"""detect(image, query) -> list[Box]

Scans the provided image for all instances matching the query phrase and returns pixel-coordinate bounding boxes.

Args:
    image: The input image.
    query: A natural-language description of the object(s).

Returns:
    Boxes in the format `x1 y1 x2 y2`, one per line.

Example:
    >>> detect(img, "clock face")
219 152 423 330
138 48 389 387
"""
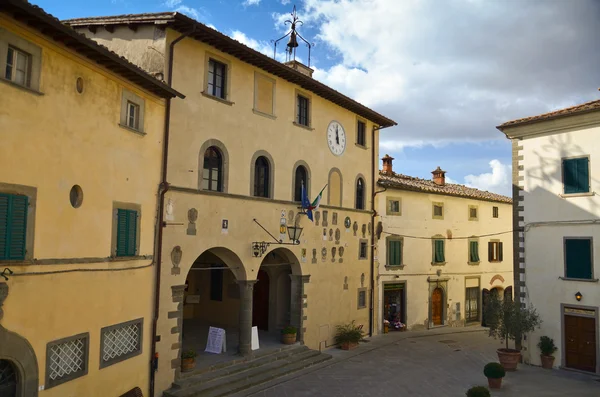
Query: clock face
327 121 346 156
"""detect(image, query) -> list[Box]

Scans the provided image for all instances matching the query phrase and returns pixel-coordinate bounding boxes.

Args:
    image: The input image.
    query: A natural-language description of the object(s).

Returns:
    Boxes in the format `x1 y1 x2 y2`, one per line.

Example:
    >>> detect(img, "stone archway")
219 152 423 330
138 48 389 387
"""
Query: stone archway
0 326 39 397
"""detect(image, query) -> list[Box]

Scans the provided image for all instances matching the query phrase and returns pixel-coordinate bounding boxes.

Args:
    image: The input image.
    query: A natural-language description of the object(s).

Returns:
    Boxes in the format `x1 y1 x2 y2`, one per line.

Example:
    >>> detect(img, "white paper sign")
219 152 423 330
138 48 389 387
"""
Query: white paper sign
251 326 260 351
205 327 226 354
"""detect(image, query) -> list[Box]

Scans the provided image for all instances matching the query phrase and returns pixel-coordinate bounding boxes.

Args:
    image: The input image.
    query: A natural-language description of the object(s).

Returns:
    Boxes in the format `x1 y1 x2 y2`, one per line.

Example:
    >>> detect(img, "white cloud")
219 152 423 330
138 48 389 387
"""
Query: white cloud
243 0 261 6
174 5 201 21
463 160 511 196
280 0 291 4
164 0 182 7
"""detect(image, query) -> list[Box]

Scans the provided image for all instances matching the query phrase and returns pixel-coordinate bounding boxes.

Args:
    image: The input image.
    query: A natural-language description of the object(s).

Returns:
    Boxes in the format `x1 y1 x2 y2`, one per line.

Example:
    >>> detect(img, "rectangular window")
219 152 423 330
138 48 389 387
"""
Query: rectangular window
465 287 479 323
493 206 499 218
359 240 368 259
210 265 223 301
563 157 590 194
564 238 593 280
433 239 445 263
297 94 309 126
357 289 367 309
100 318 143 368
0 193 28 260
208 59 227 99
432 202 443 219
488 241 503 262
388 199 400 215
357 120 366 146
116 209 138 257
469 240 480 263
46 333 89 389
5 46 30 87
469 205 478 220
126 101 140 130
387 239 402 266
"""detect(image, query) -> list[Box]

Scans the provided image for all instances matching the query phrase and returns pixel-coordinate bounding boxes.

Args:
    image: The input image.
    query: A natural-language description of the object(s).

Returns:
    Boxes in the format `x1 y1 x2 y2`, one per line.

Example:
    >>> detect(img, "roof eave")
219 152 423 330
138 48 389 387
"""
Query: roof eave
497 106 600 134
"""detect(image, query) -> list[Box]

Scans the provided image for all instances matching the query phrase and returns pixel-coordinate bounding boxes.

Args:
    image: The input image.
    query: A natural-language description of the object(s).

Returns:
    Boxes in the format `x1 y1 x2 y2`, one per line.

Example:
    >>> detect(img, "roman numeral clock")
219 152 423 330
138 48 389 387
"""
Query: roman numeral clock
327 121 346 156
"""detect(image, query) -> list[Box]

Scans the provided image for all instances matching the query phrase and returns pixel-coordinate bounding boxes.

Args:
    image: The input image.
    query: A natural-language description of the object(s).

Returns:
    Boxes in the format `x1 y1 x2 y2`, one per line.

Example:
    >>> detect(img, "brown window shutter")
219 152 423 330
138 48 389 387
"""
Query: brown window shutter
488 242 493 262
498 242 503 261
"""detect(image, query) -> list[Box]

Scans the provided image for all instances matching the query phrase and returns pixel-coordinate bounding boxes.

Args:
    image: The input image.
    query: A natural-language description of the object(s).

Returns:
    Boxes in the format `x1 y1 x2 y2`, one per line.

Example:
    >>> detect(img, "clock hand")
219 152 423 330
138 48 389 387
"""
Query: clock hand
335 126 339 144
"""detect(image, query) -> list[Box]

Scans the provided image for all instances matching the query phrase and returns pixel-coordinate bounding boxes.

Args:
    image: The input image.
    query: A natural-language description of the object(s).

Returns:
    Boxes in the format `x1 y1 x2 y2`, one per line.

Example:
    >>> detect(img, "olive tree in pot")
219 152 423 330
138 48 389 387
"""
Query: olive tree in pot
335 321 364 350
484 293 541 371
537 336 558 369
483 362 505 389
281 326 297 345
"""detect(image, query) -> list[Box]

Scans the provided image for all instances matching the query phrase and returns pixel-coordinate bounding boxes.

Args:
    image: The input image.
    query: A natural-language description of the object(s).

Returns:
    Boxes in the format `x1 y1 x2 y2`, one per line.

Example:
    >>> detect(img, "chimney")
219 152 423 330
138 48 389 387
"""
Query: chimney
284 60 314 78
431 166 447 186
382 154 394 174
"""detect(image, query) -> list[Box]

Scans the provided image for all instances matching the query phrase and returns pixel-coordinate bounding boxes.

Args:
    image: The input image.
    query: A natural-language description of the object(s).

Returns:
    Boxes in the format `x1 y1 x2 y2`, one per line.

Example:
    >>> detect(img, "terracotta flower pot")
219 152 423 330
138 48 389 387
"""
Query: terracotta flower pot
487 377 503 389
497 348 521 371
383 324 389 334
540 355 555 369
282 333 297 345
341 341 358 350
181 357 195 372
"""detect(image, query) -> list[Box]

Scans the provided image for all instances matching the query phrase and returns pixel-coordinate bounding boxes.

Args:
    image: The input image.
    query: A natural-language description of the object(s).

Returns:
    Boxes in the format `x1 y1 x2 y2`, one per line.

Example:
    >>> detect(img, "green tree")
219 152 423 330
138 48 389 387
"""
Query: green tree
484 293 541 351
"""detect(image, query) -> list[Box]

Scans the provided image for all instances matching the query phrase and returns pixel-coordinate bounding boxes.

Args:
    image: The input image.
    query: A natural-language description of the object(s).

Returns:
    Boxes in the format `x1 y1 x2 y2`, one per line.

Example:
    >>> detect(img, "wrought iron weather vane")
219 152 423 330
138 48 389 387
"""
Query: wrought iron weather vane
272 5 312 66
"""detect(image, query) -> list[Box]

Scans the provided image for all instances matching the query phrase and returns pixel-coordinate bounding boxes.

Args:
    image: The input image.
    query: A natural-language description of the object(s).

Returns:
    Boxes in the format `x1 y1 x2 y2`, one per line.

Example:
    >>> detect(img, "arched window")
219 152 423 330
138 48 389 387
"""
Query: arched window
254 156 270 197
328 168 342 207
355 177 365 210
293 165 307 202
202 146 222 191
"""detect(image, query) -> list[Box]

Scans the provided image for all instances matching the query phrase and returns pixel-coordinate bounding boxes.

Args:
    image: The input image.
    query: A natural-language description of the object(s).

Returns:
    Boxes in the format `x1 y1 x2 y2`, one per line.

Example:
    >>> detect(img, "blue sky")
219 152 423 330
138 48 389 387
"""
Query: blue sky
34 0 600 196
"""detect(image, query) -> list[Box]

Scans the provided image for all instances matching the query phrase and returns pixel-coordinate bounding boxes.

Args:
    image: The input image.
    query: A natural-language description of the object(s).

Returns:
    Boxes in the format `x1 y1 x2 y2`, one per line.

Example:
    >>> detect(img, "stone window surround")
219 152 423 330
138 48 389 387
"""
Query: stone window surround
291 160 311 202
253 71 276 118
358 239 368 260
562 236 595 281
327 167 343 207
111 202 142 258
385 235 404 268
198 139 230 193
45 332 90 390
432 201 444 220
468 204 479 221
468 237 480 266
0 27 43 92
99 318 143 369
249 150 275 199
355 115 368 149
293 88 313 130
386 196 402 216
119 89 146 135
0 182 37 262
357 287 367 309
202 51 233 104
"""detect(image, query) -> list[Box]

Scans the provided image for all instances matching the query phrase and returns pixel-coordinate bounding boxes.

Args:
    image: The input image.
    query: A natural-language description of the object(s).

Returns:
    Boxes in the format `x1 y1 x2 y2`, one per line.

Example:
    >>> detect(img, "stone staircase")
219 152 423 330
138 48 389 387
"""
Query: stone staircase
163 344 331 397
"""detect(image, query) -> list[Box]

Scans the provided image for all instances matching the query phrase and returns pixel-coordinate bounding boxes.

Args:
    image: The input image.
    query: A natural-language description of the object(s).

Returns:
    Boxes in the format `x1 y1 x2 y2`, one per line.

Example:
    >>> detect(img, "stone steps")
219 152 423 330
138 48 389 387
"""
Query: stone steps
164 345 331 397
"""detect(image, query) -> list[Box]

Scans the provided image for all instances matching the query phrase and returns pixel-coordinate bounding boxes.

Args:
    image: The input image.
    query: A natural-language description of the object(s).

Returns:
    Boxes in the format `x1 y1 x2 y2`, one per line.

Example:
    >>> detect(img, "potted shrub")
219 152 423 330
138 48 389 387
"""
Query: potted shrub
281 326 297 345
483 362 505 389
465 386 490 397
181 349 197 372
537 336 557 369
335 321 364 350
484 293 541 371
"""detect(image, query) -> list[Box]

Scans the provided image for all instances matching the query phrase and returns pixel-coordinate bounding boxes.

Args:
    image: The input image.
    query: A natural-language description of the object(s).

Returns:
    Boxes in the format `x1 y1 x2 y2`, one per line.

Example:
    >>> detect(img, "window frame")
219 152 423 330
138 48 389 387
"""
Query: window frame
359 239 368 260
293 163 309 202
431 237 445 265
355 176 366 210
111 202 141 258
562 156 591 195
126 100 140 130
492 206 499 218
386 236 403 267
432 202 444 220
253 156 271 198
202 52 232 104
293 89 312 129
488 240 503 262
357 288 367 309
468 205 479 221
202 146 223 192
99 318 144 369
249 151 275 199
207 58 227 100
356 118 367 148
468 238 480 265
563 237 594 280
5 45 31 87
0 30 42 92
386 196 402 216
120 89 145 134
0 183 36 261
45 332 90 390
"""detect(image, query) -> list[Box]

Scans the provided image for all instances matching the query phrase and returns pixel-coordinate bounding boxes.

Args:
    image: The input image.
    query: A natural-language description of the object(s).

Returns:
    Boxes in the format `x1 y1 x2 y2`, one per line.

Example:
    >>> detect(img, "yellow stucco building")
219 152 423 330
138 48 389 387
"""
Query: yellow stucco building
65 10 396 396
0 1 181 396
375 155 513 333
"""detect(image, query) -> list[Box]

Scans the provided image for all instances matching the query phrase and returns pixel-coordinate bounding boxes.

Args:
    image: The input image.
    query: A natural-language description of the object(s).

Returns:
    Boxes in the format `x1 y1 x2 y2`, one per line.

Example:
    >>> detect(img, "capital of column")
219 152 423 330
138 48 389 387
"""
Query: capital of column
289 274 311 284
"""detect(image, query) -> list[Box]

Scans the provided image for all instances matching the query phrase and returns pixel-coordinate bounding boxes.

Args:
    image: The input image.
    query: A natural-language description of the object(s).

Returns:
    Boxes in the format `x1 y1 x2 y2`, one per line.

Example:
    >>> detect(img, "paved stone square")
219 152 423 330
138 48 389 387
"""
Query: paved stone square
249 330 600 397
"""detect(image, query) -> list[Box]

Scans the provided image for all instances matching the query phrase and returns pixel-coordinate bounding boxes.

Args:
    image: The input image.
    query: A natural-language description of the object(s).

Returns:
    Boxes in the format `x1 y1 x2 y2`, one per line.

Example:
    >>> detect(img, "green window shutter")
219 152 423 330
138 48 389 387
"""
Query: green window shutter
564 158 590 194
0 193 28 260
576 158 589 193
434 240 445 263
388 240 401 266
116 209 137 257
565 239 592 279
470 241 479 262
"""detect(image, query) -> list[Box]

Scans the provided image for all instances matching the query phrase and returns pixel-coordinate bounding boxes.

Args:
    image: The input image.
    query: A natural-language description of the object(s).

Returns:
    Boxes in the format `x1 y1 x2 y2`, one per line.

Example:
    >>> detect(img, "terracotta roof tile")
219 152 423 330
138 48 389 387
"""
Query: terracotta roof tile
497 99 600 129
378 171 512 204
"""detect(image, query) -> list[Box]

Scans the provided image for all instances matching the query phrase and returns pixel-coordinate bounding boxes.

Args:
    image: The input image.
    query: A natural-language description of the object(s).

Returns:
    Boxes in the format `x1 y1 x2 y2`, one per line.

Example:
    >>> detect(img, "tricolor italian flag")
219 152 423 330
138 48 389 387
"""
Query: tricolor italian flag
302 184 327 222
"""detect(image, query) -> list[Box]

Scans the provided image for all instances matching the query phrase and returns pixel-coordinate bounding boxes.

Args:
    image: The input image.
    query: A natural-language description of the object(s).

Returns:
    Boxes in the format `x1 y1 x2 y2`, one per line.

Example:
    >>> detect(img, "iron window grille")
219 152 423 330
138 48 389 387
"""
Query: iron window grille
45 333 89 389
100 318 143 368
208 59 227 99
297 95 309 126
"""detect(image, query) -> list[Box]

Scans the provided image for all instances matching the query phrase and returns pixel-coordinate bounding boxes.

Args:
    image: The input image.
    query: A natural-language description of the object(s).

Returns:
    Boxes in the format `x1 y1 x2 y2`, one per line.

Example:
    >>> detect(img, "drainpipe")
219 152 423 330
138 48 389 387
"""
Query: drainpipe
150 26 195 397
369 124 393 338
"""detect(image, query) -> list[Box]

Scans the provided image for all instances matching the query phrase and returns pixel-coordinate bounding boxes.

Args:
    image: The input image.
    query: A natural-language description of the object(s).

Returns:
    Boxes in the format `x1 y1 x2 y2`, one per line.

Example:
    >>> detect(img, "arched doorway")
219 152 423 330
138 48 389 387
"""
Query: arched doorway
431 288 443 326
0 360 18 397
253 270 270 331
181 248 244 362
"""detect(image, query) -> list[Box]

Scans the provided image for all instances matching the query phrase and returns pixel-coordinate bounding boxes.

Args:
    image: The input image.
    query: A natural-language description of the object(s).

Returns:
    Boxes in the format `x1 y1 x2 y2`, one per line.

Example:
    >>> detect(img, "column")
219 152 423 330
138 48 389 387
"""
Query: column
289 275 310 342
237 280 256 356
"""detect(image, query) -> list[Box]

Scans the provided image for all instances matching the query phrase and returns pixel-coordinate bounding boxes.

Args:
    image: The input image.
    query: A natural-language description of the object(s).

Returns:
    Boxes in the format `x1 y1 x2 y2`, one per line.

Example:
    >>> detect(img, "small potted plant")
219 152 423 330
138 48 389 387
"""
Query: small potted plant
483 362 505 389
335 321 364 350
537 336 557 369
281 326 297 345
383 319 390 334
466 386 491 397
181 349 197 372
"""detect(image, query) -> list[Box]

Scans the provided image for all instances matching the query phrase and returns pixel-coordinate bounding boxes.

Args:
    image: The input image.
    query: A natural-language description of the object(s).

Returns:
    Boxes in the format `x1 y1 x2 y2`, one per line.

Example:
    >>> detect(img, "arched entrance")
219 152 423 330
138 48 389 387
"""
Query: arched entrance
504 286 513 301
181 248 244 362
431 288 443 326
253 270 270 331
0 359 18 397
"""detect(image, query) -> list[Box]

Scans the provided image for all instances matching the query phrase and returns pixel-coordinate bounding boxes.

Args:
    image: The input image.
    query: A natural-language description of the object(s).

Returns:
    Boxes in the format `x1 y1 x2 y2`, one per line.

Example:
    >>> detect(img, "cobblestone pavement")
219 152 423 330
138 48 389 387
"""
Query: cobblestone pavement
248 331 600 397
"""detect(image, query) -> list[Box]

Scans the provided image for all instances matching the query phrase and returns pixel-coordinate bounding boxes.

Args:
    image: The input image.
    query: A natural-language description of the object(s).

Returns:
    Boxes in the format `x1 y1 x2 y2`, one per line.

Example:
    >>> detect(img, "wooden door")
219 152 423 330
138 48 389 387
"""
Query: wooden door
253 270 270 331
431 288 443 326
565 315 597 372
